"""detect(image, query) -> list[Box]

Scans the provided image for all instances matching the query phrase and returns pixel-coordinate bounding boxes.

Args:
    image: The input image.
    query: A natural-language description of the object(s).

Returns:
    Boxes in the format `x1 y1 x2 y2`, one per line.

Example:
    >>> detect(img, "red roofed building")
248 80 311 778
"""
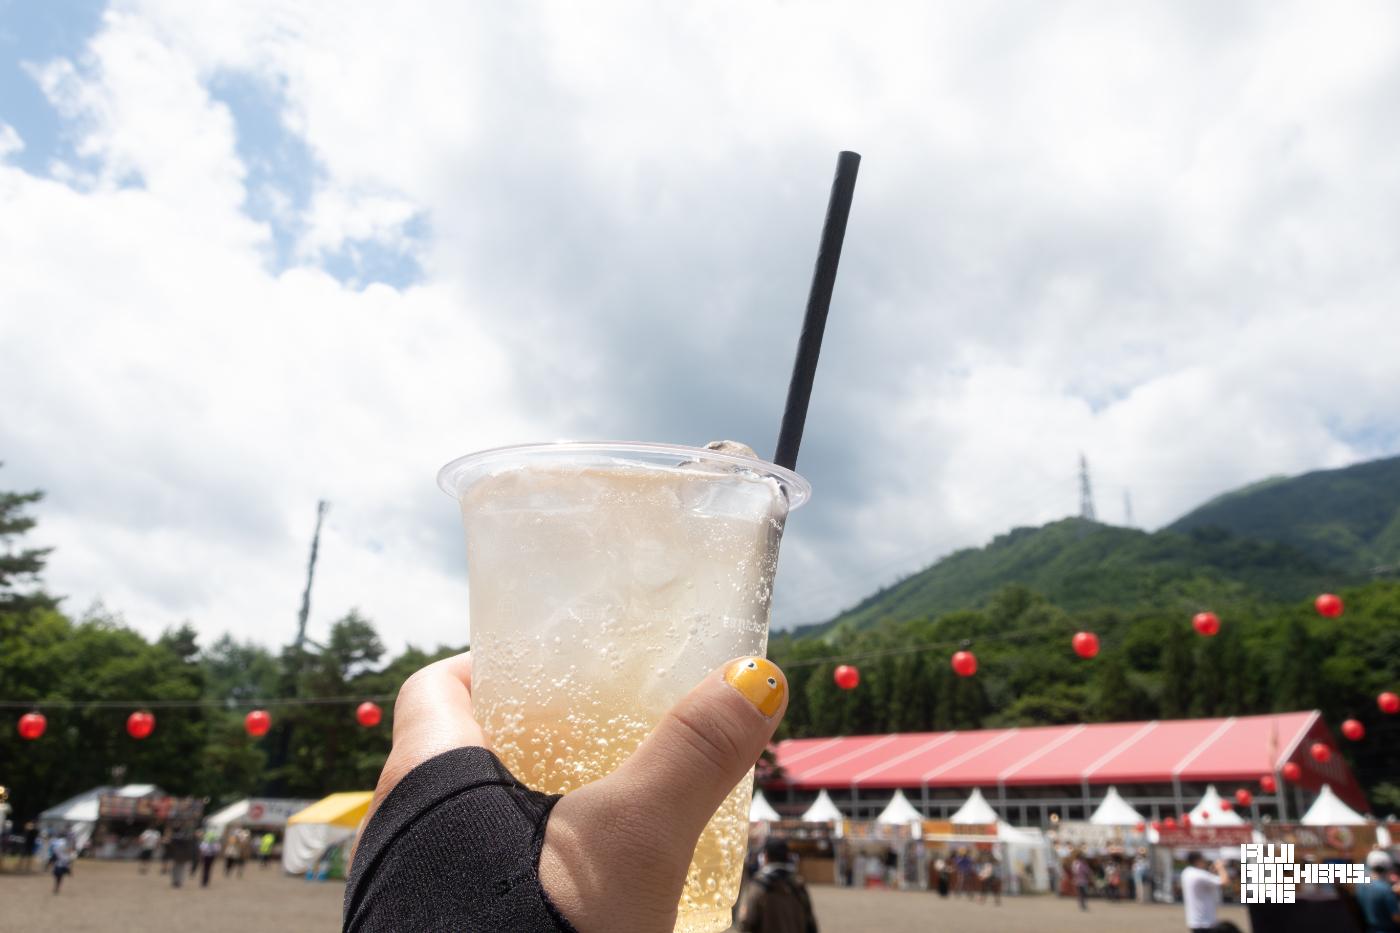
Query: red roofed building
764 711 1366 825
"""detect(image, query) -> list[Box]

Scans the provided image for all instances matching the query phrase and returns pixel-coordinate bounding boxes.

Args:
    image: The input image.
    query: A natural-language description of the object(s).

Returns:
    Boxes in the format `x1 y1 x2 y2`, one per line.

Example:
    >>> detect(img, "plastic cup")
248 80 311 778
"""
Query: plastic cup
438 442 809 933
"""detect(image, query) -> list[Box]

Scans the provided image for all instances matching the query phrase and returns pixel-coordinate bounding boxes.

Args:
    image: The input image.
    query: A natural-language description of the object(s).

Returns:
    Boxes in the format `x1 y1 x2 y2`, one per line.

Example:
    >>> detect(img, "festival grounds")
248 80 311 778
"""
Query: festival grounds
1 858 1251 932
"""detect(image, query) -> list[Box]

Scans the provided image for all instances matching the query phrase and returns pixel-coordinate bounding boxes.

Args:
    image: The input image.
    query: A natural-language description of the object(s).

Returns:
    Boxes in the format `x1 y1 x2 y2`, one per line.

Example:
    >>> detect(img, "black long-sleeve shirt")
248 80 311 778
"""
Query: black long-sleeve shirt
344 746 578 932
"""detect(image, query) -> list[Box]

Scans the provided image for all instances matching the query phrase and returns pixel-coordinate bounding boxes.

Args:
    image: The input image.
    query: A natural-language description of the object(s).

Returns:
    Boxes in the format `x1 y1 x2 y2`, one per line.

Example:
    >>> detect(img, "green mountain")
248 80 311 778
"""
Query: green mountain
802 456 1397 640
1167 455 1400 571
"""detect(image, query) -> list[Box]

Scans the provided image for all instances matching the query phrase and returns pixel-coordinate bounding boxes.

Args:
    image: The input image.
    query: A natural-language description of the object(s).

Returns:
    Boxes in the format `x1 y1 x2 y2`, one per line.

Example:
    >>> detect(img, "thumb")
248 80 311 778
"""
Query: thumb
540 657 786 931
613 656 788 841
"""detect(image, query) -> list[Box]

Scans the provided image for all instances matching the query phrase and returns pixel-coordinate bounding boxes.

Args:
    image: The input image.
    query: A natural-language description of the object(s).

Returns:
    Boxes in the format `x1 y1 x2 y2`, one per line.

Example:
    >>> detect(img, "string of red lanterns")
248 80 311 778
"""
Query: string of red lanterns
14 700 387 741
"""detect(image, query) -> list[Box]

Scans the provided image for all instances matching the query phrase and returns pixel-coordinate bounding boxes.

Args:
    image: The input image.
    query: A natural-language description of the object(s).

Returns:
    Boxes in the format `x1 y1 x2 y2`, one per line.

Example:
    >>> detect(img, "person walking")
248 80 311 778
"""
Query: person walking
737 838 818 933
1133 848 1151 903
20 822 37 872
977 855 1001 906
199 830 219 887
223 829 246 878
258 831 275 868
49 834 74 894
168 825 195 888
1357 850 1400 933
1072 852 1092 911
1105 857 1122 902
137 826 160 874
1180 851 1230 932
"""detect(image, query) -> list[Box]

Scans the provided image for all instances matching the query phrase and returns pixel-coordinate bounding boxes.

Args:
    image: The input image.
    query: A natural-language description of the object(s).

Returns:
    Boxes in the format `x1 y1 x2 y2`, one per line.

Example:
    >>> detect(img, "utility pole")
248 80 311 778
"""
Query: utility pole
1078 455 1096 522
270 500 328 794
294 500 329 654
1124 489 1134 528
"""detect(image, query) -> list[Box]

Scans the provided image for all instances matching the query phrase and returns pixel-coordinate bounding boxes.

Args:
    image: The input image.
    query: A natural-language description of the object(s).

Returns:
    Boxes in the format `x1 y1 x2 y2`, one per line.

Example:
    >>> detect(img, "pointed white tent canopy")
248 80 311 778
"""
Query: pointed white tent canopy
749 789 781 823
950 787 1000 824
1301 784 1367 826
876 789 924 826
801 789 844 823
1090 786 1146 826
1188 785 1244 826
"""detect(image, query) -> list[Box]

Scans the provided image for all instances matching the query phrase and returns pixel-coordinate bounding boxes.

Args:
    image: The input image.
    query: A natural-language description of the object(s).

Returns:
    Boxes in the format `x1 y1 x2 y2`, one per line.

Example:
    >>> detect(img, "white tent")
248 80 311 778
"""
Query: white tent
876 789 924 826
950 787 999 824
207 798 318 832
1301 784 1367 826
206 799 250 831
1188 785 1244 826
282 793 372 875
749 789 781 823
1090 786 1146 826
802 789 844 823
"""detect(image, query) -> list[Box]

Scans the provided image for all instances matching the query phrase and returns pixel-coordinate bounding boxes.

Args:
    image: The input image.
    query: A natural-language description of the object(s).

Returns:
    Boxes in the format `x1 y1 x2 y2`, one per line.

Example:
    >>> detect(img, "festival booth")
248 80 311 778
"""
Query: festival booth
836 790 926 890
206 797 317 854
1052 818 1154 900
38 784 197 856
282 792 373 879
95 788 204 858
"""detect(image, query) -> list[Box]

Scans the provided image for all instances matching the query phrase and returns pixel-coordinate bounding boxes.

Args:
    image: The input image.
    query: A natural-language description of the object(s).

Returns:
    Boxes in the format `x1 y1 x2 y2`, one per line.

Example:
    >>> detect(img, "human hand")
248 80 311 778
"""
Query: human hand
366 651 788 933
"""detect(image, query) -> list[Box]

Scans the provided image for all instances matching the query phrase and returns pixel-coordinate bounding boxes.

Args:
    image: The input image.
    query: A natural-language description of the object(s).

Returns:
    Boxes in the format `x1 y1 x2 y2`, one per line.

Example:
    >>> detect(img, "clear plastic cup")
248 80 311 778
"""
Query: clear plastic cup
438 442 809 933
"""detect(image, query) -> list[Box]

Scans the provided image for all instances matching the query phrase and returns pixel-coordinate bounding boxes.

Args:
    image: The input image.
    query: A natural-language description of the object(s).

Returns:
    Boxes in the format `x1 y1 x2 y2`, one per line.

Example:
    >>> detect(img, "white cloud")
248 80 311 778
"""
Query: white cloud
3 0 1400 648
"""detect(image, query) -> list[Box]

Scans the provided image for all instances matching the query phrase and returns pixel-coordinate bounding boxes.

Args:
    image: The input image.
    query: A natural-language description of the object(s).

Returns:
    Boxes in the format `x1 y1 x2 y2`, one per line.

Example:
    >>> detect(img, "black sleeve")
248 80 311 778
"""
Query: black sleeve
343 745 579 933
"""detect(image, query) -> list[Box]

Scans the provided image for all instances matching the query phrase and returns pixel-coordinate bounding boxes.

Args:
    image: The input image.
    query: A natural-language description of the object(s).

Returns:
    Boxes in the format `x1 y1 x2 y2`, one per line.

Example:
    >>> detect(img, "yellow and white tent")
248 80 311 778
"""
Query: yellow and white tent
282 791 373 875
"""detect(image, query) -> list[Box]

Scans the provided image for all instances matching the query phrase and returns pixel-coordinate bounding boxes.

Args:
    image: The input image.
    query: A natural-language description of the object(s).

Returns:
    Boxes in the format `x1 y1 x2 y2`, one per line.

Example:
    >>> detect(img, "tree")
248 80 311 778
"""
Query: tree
0 466 53 611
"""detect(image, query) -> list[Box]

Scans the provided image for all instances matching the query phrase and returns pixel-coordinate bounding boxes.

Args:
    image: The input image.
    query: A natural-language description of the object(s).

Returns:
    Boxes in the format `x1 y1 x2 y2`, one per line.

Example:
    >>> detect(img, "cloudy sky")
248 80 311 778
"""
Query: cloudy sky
3 1 1399 652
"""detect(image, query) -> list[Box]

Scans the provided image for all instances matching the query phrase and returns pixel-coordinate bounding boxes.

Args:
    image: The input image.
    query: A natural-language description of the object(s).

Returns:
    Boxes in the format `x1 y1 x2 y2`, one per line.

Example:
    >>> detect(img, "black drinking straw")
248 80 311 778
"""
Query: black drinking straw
773 151 861 471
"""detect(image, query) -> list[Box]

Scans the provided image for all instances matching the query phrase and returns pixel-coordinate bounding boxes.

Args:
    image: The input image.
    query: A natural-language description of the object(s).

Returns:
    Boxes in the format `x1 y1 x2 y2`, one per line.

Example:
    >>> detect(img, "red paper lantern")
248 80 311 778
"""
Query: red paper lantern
1260 774 1277 793
1192 611 1220 637
1163 817 1177 830
1379 692 1400 715
245 709 271 737
1235 789 1253 807
1281 761 1302 782
1314 593 1343 618
1181 814 1192 827
126 710 155 740
17 711 46 740
951 651 978 677
1135 821 1146 832
833 665 860 690
1309 742 1331 763
1219 800 1232 812
1151 820 1163 831
1341 719 1364 741
1198 810 1209 821
356 701 382 728
1072 632 1100 659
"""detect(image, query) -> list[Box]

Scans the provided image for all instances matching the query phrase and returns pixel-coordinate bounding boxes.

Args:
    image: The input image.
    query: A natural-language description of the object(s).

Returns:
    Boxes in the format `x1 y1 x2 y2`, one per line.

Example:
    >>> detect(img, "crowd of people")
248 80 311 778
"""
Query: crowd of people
5 820 281 895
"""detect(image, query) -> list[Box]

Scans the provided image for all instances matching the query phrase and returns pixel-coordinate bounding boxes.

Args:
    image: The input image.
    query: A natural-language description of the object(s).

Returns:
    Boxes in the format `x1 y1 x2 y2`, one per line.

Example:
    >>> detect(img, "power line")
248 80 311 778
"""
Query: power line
0 693 395 711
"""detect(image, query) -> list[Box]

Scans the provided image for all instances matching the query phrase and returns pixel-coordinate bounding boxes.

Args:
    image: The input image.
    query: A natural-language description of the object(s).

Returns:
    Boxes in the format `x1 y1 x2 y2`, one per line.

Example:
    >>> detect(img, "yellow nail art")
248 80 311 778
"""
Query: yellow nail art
724 657 786 718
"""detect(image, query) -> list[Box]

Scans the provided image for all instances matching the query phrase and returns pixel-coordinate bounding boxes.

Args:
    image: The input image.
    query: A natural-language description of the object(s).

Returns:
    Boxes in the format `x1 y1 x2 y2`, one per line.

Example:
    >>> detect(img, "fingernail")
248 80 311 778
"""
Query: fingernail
723 657 786 718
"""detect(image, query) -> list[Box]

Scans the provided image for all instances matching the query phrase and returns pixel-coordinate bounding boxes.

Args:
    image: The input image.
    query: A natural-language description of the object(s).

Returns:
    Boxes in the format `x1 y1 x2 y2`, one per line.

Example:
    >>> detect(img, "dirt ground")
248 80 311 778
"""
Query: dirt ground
0 859 1252 932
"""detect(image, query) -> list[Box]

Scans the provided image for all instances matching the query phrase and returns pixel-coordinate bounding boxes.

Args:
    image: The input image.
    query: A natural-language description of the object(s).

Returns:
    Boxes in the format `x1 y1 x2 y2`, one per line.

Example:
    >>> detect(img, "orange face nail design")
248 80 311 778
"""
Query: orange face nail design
723 657 787 718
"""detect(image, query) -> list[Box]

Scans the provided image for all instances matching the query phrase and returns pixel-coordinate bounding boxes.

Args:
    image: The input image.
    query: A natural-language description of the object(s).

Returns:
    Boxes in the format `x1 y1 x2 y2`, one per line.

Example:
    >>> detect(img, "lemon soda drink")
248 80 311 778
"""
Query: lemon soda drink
438 442 809 933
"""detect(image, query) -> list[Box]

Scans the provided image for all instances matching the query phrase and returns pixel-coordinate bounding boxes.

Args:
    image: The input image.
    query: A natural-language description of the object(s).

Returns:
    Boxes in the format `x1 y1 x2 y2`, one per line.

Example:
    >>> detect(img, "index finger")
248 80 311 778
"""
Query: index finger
367 652 488 823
